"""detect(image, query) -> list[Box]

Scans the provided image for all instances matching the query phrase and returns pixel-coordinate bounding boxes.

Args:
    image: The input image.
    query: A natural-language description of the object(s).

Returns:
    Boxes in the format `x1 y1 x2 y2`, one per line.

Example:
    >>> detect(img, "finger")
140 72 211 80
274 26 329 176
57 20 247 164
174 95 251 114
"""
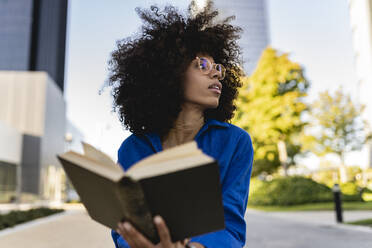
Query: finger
177 241 188 248
154 215 172 246
182 238 190 245
117 223 136 247
124 222 154 247
116 223 127 238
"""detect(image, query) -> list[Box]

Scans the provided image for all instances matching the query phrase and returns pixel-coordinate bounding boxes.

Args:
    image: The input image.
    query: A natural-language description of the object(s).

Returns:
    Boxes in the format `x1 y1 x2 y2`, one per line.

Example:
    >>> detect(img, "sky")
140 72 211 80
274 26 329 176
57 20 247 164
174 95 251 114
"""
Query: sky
64 0 359 166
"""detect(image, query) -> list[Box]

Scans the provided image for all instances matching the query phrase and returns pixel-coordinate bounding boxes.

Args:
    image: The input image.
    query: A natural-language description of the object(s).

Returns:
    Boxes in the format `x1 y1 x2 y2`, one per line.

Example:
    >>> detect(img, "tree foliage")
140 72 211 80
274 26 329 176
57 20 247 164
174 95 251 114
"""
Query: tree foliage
304 88 370 163
232 47 309 176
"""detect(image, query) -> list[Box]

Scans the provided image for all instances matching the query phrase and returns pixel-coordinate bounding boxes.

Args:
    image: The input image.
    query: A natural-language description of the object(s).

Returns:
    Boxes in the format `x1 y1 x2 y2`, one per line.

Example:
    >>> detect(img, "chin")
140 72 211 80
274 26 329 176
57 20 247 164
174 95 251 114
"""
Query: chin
188 97 219 109
204 100 219 109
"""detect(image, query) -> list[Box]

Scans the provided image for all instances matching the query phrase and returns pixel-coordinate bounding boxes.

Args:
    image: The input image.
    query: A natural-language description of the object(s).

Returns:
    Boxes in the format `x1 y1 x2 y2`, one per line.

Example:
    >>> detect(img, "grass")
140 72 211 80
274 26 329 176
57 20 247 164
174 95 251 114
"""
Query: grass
346 219 372 228
247 201 372 212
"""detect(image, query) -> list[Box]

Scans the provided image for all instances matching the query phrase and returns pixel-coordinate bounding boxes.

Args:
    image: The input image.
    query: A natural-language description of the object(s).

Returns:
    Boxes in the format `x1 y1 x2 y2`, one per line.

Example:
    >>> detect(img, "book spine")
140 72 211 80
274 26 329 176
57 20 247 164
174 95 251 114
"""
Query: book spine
116 177 158 243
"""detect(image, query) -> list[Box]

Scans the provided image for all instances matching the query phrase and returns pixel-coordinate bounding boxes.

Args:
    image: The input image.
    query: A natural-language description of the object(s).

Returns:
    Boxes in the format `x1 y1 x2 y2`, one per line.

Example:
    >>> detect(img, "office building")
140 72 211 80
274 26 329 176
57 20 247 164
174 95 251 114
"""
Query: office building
194 0 270 75
348 0 372 168
0 0 68 92
0 0 68 201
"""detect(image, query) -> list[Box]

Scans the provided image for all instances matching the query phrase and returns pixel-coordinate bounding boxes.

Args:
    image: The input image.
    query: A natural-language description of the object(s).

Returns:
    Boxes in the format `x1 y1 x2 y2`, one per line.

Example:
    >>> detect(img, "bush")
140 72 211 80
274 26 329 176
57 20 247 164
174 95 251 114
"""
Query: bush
0 208 64 230
340 182 363 202
248 176 334 206
248 176 364 206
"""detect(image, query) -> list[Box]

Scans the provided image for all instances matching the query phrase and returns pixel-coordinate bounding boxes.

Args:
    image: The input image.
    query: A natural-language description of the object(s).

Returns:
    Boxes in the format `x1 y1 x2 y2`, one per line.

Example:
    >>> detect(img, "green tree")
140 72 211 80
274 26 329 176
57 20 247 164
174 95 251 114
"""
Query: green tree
304 88 371 182
233 47 309 176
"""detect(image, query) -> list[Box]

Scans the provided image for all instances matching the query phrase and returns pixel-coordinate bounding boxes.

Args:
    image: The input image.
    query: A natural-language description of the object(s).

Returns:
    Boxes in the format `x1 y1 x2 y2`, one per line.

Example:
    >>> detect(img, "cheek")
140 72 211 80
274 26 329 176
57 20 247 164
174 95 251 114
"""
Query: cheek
183 73 203 99
184 73 197 93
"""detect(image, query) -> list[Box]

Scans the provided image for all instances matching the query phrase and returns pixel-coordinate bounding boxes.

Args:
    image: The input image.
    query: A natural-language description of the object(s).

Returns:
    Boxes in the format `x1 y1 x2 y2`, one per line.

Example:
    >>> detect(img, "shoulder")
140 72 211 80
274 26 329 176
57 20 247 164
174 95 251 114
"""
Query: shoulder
118 134 145 155
205 120 253 158
225 122 252 142
212 120 252 147
117 134 154 170
226 123 253 156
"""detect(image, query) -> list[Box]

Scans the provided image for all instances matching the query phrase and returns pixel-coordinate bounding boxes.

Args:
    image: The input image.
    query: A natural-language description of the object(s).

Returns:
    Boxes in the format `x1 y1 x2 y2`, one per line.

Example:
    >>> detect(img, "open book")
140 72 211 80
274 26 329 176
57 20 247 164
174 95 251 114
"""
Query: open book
57 141 225 243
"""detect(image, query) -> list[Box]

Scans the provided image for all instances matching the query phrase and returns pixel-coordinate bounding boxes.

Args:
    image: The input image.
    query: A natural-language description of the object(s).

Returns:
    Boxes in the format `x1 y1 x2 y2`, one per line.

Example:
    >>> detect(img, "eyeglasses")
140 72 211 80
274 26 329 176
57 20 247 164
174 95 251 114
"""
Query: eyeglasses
196 56 226 80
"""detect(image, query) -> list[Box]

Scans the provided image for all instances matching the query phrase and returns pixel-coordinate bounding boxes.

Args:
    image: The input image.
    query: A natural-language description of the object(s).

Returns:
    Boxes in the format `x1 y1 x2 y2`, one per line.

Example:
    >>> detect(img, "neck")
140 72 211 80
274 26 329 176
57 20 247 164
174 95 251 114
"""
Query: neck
162 104 205 149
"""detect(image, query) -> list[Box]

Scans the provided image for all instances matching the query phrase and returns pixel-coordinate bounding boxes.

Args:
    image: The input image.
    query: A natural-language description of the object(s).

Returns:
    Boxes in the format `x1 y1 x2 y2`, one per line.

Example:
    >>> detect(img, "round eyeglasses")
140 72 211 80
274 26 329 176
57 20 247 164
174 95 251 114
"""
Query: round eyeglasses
196 56 226 80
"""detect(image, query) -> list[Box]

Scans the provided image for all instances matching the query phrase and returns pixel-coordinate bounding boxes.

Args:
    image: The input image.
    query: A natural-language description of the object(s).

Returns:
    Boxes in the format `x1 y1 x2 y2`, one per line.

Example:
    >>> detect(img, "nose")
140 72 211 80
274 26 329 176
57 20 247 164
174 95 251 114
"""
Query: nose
209 66 220 79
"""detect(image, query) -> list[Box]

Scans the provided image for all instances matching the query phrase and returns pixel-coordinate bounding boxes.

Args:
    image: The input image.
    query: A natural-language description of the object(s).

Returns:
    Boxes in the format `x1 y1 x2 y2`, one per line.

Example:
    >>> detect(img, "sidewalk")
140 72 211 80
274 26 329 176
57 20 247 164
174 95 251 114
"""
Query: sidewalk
246 209 372 232
245 210 372 248
0 208 113 248
1 204 371 248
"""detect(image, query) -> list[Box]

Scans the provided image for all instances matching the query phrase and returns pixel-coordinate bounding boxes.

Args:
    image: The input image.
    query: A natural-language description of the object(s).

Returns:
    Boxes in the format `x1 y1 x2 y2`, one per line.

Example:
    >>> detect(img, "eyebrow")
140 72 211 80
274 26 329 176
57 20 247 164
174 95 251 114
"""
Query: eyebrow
200 56 215 64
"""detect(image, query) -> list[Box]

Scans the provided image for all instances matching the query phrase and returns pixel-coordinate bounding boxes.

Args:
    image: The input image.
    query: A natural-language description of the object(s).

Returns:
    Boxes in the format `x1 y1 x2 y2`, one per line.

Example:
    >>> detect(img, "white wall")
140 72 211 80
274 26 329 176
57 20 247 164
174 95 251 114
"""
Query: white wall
0 70 67 197
0 71 48 137
0 120 22 164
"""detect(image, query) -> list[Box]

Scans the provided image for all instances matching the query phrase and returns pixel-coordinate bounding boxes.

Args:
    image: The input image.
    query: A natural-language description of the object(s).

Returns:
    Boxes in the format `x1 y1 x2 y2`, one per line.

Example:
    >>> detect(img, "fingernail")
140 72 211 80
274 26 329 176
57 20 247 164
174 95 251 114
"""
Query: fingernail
124 222 131 231
154 216 162 224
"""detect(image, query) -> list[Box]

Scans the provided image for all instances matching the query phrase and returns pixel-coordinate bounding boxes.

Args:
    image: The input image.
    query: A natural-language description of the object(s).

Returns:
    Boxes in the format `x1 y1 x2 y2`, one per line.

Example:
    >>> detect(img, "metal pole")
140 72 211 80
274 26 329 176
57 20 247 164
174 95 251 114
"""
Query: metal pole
332 184 343 223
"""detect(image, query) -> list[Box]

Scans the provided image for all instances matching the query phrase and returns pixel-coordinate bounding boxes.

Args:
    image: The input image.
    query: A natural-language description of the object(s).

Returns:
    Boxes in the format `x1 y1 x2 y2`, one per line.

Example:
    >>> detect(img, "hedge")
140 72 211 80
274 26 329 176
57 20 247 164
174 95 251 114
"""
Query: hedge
248 176 363 206
0 207 64 230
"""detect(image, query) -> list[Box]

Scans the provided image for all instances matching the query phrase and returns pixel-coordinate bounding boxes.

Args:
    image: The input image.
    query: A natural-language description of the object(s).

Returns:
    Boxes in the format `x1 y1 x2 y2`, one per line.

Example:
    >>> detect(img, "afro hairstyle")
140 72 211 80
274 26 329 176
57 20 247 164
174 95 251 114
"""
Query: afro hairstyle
107 1 244 137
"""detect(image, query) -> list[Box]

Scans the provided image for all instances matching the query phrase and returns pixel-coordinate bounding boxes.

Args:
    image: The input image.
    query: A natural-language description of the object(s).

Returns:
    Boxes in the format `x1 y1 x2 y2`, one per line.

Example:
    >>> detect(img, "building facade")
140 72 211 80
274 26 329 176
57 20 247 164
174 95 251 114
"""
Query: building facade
0 0 69 201
0 121 22 202
195 0 270 75
348 0 372 168
0 0 68 92
0 72 66 200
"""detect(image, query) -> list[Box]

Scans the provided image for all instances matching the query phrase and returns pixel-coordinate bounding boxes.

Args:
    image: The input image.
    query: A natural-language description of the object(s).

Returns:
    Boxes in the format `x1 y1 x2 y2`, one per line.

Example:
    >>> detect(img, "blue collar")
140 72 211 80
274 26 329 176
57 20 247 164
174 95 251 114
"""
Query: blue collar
143 119 229 152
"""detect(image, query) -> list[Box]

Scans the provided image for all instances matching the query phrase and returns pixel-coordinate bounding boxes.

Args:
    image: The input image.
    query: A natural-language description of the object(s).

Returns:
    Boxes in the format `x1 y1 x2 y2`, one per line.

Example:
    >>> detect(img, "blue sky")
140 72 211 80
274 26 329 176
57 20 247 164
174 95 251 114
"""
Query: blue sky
64 0 357 164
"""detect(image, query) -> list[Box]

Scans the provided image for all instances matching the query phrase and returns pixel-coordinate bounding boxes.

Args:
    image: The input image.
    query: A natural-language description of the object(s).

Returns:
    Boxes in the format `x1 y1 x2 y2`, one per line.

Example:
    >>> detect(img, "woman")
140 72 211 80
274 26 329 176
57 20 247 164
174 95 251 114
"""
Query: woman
107 2 253 248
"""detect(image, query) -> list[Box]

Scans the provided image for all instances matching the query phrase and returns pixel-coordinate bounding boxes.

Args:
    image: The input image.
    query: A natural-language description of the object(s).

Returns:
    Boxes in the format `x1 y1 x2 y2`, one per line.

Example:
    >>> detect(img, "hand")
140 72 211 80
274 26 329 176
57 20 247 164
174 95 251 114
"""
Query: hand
116 215 189 248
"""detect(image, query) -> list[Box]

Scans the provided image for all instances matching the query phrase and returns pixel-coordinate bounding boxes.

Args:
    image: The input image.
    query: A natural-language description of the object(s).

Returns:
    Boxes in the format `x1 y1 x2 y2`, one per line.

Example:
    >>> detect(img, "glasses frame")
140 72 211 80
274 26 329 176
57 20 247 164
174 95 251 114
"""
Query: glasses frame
195 56 226 80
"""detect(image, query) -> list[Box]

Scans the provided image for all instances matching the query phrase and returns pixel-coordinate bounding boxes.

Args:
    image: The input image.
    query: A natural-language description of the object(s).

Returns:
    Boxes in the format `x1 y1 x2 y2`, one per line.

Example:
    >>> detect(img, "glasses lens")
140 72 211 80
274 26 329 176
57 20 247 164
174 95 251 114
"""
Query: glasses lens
199 58 211 73
197 57 226 80
216 64 222 72
216 64 226 80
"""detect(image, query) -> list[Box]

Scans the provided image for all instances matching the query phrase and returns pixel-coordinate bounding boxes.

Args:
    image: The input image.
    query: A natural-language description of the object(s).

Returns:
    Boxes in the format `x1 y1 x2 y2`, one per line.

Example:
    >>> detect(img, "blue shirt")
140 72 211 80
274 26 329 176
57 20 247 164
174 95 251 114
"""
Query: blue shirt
111 119 254 248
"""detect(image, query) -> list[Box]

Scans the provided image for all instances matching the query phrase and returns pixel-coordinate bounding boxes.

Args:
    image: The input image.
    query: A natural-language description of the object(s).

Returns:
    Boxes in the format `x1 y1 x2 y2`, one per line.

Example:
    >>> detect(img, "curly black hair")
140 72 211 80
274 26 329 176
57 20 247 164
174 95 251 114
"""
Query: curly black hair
107 1 243 138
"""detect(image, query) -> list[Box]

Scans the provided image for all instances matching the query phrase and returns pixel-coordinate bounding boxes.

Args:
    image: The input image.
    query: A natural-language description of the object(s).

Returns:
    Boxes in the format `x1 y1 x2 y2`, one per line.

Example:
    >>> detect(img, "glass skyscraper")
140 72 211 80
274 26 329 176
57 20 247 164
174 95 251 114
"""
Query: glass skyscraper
0 0 68 92
207 0 270 75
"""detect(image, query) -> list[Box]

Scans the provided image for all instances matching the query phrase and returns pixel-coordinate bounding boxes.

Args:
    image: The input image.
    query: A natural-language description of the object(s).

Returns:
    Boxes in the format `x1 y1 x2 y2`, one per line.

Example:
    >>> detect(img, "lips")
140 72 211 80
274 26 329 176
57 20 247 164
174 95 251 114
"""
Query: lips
208 82 222 95
208 82 222 91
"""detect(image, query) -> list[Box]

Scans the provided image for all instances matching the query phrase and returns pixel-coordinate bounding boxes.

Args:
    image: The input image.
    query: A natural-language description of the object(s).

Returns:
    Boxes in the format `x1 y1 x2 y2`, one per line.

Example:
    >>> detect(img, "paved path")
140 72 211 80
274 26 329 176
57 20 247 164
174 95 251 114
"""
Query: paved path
259 210 372 225
244 210 372 248
1 207 372 248
0 209 113 248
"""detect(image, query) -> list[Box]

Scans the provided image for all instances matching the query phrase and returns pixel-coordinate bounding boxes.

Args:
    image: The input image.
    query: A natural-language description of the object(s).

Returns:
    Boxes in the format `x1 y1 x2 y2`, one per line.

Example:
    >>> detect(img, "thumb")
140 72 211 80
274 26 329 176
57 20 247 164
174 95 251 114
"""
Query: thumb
182 238 190 245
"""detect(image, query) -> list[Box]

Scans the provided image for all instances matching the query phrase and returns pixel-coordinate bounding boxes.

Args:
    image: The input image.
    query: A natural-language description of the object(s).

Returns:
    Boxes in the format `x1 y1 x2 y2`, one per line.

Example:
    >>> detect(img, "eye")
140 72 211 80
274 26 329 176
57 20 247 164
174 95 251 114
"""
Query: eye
199 58 210 71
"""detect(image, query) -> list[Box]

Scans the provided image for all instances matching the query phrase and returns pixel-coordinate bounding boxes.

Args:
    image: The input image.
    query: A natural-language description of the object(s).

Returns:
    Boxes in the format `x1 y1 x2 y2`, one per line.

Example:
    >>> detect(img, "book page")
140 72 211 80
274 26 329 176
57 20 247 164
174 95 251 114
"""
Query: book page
81 142 121 171
59 151 124 181
126 153 215 180
128 141 200 171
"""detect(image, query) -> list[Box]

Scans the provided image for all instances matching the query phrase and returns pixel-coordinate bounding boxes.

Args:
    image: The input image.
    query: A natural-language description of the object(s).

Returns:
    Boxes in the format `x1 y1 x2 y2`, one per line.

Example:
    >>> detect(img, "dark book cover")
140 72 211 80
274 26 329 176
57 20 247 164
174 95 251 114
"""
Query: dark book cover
136 161 225 243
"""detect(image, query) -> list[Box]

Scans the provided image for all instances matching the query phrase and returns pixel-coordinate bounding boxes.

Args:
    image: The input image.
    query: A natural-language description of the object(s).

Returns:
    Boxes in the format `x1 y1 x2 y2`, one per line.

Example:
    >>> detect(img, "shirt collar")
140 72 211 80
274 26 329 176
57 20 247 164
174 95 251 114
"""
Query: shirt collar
143 119 229 152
